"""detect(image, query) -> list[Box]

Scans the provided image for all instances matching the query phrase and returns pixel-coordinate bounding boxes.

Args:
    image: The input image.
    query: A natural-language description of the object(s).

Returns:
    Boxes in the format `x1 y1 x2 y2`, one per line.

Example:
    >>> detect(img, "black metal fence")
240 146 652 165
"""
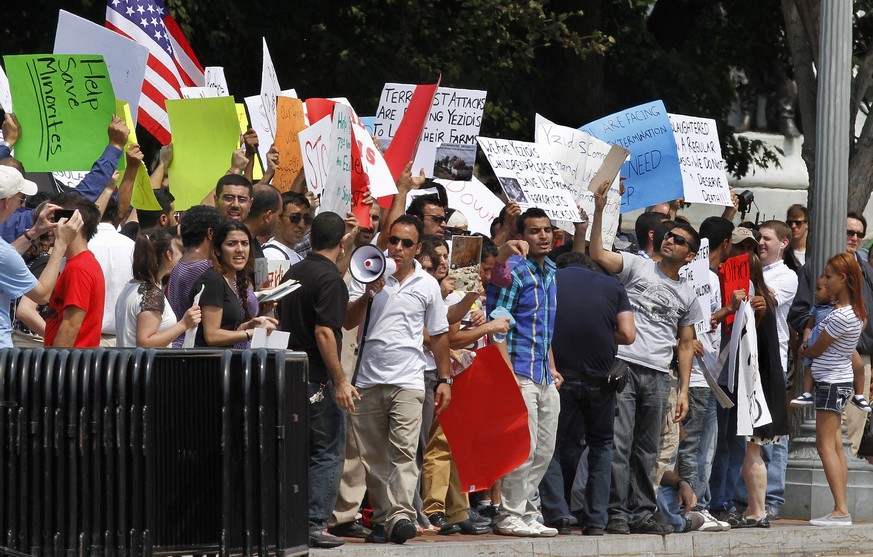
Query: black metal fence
0 348 309 557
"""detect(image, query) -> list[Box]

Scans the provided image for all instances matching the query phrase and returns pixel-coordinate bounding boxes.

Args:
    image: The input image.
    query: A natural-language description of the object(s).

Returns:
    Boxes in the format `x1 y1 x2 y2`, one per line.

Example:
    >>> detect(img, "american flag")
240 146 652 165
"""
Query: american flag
105 0 204 144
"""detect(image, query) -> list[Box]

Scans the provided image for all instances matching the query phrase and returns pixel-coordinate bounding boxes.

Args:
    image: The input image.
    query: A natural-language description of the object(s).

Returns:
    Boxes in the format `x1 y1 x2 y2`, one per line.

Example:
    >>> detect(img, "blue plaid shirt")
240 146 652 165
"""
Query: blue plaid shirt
494 257 557 384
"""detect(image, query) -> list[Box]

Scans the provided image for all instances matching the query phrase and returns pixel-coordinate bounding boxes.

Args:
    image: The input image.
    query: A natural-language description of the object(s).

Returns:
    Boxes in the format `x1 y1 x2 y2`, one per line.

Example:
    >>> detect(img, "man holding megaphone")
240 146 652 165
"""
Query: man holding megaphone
344 214 453 545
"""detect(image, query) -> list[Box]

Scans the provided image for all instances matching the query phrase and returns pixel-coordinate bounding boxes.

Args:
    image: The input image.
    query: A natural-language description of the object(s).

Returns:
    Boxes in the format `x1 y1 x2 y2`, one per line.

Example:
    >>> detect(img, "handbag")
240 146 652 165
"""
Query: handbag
606 358 629 393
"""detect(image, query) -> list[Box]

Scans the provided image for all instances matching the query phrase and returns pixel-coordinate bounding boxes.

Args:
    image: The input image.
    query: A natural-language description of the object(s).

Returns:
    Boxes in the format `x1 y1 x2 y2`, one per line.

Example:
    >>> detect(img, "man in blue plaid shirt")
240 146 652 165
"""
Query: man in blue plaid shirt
492 207 562 538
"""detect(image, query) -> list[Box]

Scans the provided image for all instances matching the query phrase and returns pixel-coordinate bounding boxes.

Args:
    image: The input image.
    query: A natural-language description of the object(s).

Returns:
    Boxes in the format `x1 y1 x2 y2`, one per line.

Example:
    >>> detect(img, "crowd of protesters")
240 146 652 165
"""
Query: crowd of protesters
0 109 870 549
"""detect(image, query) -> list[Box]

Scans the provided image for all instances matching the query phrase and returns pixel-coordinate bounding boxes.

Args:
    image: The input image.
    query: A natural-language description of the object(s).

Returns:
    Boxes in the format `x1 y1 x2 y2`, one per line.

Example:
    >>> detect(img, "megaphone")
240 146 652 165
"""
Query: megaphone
349 244 397 284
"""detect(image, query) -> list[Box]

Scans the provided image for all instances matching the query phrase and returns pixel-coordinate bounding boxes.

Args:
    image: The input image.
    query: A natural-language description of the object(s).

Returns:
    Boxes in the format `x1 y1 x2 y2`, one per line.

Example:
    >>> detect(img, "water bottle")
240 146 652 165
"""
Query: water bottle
490 307 515 343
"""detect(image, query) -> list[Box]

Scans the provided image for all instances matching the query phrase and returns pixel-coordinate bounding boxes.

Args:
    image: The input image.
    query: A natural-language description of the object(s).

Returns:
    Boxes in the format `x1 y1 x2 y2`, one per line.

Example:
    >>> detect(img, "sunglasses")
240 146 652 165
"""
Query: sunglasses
847 230 865 238
786 219 807 227
388 236 416 248
425 214 446 225
286 212 313 224
664 231 689 246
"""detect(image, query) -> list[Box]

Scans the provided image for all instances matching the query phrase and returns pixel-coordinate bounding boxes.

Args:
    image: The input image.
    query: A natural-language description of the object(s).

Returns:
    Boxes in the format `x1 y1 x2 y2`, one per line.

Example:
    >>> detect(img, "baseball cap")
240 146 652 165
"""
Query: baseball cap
0 166 37 198
731 227 758 246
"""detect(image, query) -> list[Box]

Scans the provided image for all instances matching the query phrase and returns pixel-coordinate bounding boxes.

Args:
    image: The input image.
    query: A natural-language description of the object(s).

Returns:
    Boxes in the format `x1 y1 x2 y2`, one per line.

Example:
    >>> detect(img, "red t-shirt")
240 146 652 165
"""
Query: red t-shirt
44 250 106 347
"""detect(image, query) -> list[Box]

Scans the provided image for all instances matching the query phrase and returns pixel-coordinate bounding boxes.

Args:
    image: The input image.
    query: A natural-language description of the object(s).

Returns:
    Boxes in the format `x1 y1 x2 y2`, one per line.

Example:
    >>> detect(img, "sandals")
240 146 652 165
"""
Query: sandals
851 395 872 413
790 392 813 408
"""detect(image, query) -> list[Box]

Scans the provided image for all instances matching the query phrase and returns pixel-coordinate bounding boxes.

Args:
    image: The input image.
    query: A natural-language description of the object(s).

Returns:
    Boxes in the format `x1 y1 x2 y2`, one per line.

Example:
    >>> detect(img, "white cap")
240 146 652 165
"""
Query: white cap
0 166 37 199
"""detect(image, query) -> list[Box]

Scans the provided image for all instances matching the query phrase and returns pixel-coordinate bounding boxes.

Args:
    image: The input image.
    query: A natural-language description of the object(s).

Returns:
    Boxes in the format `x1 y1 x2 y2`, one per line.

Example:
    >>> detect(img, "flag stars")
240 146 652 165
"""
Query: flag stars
141 17 148 26
151 17 159 26
126 6 134 15
147 4 155 13
136 4 145 14
157 6 164 15
112 0 120 6
154 30 163 40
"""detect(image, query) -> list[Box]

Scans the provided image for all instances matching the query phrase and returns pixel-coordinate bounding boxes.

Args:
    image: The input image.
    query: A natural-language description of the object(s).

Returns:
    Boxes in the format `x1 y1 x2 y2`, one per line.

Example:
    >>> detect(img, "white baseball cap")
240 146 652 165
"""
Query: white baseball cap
0 166 37 199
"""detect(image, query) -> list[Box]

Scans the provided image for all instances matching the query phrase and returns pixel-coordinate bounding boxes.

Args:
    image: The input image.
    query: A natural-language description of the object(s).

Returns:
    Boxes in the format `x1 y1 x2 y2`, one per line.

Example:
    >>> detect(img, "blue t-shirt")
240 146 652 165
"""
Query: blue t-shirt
803 302 835 366
0 238 38 347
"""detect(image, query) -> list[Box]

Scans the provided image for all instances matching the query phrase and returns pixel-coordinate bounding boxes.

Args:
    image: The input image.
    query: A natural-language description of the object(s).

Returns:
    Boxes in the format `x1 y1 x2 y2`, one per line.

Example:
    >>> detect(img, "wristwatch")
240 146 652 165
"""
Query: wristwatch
435 377 453 388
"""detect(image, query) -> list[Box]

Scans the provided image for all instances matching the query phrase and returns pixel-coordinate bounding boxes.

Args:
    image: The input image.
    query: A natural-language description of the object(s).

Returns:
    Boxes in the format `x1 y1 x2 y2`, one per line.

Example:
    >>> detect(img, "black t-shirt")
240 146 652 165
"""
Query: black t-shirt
119 221 139 241
189 267 245 347
552 263 632 378
277 252 348 383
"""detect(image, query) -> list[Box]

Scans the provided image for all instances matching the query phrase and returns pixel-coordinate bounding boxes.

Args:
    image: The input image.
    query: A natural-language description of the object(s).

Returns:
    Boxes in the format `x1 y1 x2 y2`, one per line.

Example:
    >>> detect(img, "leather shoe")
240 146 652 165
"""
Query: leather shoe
309 530 344 548
455 518 491 535
364 524 387 544
389 519 417 544
428 512 461 535
328 519 371 539
467 507 493 527
545 517 571 535
584 526 605 536
606 517 630 535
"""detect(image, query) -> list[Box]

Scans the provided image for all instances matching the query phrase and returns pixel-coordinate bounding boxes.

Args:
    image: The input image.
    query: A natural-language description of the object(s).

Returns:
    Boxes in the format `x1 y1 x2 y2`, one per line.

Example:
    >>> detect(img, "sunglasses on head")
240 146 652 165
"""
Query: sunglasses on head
287 212 312 224
388 236 415 248
664 231 689 246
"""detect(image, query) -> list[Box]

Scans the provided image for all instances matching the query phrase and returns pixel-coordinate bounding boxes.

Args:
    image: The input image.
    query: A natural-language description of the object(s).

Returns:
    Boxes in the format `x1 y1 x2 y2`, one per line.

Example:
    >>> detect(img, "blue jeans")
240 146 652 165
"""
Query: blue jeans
539 375 615 529
657 486 686 533
696 391 718 509
677 387 717 508
309 381 346 531
708 389 744 512
608 363 671 526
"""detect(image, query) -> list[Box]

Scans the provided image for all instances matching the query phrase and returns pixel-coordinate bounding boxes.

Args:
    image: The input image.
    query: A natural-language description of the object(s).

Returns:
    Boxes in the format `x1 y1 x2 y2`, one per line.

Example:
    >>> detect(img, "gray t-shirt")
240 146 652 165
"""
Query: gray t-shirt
616 252 703 372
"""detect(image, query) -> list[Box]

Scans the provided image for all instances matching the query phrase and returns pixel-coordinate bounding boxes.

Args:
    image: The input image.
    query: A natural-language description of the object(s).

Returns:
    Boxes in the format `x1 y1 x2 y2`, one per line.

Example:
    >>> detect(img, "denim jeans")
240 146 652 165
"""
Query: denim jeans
608 363 671 526
708 389 745 512
657 486 686 533
677 387 717 506
309 381 346 531
539 375 615 529
696 391 718 509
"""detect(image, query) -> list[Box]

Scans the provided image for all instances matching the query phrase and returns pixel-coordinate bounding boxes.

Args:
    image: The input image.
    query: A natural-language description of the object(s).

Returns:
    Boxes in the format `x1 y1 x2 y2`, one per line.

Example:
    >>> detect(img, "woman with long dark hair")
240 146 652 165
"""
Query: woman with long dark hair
189 220 276 348
800 252 867 527
115 229 201 347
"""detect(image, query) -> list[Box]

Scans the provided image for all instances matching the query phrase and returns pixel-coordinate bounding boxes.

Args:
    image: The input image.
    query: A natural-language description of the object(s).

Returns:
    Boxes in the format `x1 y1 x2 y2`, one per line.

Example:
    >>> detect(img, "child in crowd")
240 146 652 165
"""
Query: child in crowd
792 274 871 412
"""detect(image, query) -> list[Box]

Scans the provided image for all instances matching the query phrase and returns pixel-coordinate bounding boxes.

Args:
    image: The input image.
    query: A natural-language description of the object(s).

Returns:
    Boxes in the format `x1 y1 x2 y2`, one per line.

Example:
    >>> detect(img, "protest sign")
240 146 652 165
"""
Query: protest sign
381 82 439 182
669 113 732 206
374 83 486 180
0 63 12 112
534 115 622 248
166 96 239 210
236 103 263 181
53 10 147 126
320 104 353 217
298 115 333 199
272 97 306 191
243 94 277 174
440 345 531 492
434 177 505 236
730 302 772 433
260 38 281 140
52 171 88 190
180 87 217 99
360 116 376 135
719 253 750 331
450 235 483 293
679 238 711 335
116 100 161 210
580 100 682 212
477 136 579 224
4 54 116 172
205 66 230 97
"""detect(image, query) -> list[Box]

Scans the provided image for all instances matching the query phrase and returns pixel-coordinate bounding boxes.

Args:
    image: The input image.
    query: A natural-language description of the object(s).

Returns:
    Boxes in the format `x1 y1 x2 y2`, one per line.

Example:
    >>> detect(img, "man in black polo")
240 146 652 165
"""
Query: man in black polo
278 211 359 549
538 251 636 536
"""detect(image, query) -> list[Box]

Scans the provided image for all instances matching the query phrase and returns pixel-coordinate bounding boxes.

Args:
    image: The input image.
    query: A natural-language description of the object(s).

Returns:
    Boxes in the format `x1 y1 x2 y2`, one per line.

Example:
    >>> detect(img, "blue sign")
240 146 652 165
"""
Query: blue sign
579 100 683 212
359 116 376 135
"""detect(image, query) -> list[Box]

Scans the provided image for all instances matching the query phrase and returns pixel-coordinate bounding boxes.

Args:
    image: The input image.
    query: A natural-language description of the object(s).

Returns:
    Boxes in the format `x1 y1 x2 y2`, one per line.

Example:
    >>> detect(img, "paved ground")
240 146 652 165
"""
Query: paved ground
311 520 873 556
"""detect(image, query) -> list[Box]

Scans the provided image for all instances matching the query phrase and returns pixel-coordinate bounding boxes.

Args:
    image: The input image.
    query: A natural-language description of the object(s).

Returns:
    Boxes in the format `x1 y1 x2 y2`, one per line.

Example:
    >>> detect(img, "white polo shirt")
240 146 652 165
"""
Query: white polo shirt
349 260 449 390
763 259 798 374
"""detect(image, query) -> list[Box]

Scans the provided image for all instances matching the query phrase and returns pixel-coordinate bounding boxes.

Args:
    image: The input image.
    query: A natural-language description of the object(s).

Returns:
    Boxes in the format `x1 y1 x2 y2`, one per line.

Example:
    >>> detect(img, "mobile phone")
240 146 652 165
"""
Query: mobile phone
54 209 75 221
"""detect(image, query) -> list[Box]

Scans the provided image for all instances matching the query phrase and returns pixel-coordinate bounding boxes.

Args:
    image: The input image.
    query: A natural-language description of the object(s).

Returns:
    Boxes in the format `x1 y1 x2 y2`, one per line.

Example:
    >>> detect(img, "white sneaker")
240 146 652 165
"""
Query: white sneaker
522 517 558 537
810 513 852 527
698 509 730 531
493 515 538 537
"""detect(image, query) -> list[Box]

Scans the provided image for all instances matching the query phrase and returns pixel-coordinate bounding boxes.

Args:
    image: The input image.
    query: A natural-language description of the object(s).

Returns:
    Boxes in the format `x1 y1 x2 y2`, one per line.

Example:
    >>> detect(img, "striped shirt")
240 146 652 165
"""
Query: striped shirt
493 257 557 384
167 259 212 347
811 305 863 383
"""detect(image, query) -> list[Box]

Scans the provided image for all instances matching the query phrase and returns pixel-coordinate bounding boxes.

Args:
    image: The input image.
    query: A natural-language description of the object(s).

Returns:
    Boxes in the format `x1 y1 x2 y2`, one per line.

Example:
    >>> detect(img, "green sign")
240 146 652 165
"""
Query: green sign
3 54 116 172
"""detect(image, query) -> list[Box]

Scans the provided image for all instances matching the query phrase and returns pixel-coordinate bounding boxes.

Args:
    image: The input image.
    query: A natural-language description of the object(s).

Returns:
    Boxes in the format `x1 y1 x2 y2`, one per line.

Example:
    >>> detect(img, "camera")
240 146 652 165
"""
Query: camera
737 190 754 216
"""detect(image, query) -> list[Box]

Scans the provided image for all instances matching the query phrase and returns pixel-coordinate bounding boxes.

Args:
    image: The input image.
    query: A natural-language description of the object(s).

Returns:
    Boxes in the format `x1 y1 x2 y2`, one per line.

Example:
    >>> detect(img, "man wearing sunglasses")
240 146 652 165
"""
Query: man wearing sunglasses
407 193 447 238
783 204 808 273
344 214 452 545
263 192 312 264
589 181 703 536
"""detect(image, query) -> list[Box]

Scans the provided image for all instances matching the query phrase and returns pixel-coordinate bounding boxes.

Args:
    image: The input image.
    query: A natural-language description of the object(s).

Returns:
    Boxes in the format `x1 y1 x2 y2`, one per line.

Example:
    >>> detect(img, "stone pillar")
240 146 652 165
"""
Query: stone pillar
784 1 869 522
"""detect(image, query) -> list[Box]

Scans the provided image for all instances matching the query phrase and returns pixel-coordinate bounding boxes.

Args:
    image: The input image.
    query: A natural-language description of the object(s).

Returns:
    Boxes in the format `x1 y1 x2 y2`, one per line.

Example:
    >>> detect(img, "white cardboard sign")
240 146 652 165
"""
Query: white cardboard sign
373 83 486 179
0 63 12 112
260 38 281 140
669 113 732 206
298 115 333 198
434 177 506 237
205 66 230 97
679 238 712 336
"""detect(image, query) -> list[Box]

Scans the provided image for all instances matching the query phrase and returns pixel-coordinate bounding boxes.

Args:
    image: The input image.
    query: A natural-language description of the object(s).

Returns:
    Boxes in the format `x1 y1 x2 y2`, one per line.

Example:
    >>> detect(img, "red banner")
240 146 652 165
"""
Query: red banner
719 253 750 331
439 345 530 493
